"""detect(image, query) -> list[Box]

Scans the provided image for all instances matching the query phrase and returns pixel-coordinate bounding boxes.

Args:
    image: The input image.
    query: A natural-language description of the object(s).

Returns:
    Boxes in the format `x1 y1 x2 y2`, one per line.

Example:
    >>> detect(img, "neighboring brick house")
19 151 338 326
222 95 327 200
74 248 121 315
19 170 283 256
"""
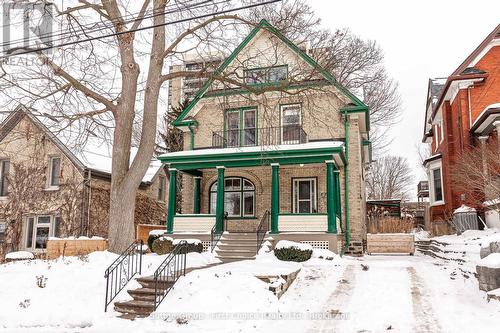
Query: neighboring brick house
159 20 371 257
422 24 500 232
0 105 167 259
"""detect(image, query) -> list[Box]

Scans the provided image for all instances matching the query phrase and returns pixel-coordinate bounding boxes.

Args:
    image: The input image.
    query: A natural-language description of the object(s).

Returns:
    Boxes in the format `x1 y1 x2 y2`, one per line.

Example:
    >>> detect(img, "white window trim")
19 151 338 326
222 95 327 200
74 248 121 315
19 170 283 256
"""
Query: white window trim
439 119 444 144
280 104 302 144
46 156 61 190
292 178 317 214
23 215 58 252
428 160 445 206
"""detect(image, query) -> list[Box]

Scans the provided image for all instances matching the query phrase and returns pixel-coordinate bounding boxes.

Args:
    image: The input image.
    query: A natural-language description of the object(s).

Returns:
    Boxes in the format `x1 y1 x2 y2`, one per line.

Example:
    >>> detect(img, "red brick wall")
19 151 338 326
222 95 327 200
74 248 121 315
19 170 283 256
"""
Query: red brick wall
429 45 500 223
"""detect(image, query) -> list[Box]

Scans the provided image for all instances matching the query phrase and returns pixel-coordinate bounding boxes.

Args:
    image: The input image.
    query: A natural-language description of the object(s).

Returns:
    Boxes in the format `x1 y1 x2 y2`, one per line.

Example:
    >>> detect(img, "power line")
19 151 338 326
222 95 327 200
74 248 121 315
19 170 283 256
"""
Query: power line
0 0 219 50
0 0 280 58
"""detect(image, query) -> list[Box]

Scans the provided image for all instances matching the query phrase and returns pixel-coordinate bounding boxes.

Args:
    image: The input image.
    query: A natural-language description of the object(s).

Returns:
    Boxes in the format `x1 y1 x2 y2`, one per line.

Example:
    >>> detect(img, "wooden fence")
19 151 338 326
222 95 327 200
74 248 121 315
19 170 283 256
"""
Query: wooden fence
46 238 108 259
366 233 415 255
136 224 166 245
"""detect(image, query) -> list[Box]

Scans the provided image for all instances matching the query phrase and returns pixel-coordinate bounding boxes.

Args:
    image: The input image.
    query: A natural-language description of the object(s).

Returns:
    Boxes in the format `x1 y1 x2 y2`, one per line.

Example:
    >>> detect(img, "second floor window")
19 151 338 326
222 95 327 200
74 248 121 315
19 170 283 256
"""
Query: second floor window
48 156 61 187
0 160 10 197
244 65 288 85
281 104 302 144
225 108 257 147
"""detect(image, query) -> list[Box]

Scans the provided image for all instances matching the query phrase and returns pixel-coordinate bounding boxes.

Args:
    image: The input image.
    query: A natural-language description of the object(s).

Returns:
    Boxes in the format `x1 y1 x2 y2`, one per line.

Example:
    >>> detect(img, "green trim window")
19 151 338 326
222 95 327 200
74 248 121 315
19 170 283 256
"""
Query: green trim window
280 104 302 144
0 159 10 197
225 107 257 147
244 65 288 85
209 177 255 217
292 178 317 213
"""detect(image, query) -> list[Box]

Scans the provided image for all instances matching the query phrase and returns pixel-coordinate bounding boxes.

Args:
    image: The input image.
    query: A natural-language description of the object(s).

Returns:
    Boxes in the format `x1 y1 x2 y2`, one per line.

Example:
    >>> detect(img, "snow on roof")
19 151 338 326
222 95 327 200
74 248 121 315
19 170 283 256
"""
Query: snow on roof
13 108 163 184
484 198 500 207
471 102 500 128
454 205 476 214
159 141 344 159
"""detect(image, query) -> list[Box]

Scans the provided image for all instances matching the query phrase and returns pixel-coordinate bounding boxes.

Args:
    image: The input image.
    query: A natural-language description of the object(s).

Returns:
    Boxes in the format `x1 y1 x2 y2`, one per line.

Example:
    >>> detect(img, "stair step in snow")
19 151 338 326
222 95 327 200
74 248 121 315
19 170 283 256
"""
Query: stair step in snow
216 255 256 263
127 288 159 302
114 300 155 316
216 250 255 257
136 276 175 289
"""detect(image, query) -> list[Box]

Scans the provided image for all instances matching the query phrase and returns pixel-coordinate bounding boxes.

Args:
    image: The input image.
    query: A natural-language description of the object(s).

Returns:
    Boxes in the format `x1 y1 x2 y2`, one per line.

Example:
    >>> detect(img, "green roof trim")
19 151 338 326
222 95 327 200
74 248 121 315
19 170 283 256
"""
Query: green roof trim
173 19 368 127
158 145 347 170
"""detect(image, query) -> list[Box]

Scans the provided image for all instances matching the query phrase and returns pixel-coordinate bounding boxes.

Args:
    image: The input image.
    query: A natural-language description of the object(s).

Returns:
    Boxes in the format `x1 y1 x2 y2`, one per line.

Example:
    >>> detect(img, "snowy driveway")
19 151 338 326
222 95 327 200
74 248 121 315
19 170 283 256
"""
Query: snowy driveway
273 254 500 333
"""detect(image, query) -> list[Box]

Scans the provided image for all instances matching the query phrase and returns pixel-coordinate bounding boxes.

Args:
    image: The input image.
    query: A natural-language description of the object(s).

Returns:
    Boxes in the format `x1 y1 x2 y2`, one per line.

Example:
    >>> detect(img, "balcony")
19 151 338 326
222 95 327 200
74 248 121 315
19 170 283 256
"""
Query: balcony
212 125 308 148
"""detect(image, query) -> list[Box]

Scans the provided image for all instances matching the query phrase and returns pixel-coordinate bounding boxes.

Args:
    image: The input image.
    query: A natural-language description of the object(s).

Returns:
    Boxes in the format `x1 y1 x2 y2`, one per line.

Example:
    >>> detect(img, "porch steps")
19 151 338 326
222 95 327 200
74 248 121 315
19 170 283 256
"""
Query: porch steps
215 232 262 263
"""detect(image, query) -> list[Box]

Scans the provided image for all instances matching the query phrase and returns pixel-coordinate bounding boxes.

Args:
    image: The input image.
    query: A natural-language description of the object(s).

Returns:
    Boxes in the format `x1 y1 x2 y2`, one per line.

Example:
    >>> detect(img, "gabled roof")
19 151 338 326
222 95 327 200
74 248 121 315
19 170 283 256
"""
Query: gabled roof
173 19 368 128
0 105 163 185
427 24 500 125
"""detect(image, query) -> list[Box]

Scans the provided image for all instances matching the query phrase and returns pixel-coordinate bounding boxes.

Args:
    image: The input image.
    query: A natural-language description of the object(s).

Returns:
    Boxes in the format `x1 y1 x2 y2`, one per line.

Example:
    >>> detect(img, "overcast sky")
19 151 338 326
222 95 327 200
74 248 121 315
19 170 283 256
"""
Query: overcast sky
309 0 500 199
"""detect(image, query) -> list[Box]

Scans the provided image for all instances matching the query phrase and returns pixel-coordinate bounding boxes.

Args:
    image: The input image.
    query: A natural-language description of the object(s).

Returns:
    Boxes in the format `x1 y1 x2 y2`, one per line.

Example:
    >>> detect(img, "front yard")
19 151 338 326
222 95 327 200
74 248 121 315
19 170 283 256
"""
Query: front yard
1 232 500 332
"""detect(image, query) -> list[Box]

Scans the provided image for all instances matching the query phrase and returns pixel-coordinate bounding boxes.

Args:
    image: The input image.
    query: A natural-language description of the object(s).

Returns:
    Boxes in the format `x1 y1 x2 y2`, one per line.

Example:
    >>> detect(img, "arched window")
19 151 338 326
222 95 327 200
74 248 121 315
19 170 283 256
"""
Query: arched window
209 177 255 217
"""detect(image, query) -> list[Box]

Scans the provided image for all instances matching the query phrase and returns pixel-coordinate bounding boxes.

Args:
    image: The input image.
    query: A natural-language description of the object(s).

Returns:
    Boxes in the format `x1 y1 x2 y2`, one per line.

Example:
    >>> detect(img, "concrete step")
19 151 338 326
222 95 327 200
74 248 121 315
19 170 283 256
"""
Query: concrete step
114 300 155 316
217 243 258 251
222 233 258 240
216 255 256 263
127 288 158 302
216 249 256 257
136 276 176 290
219 239 257 244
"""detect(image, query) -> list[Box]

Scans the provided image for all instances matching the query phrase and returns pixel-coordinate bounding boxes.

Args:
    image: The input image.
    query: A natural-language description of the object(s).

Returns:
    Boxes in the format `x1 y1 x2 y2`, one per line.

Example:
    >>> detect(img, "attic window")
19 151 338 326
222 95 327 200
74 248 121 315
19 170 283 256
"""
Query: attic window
244 65 288 85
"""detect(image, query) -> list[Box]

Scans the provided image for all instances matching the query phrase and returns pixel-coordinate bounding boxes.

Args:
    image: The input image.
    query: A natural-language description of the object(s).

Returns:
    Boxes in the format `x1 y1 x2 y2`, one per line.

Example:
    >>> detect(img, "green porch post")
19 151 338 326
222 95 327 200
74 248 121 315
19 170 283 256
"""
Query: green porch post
193 176 201 214
326 161 338 233
334 169 342 226
216 166 225 232
271 163 279 233
166 168 177 234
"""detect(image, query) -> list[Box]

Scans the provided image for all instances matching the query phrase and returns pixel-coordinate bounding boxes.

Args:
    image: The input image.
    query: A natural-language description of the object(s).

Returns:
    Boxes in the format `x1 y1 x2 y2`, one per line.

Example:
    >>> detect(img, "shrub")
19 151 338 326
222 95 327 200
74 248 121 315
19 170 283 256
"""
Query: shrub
274 241 312 262
151 237 174 255
173 239 203 253
147 231 166 249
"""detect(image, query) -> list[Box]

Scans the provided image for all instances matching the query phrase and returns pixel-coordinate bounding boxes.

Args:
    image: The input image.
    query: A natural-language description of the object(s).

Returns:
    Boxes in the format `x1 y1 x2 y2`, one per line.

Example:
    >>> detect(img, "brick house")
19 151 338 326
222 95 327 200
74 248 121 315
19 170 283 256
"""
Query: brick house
0 105 167 259
422 24 500 232
158 20 371 258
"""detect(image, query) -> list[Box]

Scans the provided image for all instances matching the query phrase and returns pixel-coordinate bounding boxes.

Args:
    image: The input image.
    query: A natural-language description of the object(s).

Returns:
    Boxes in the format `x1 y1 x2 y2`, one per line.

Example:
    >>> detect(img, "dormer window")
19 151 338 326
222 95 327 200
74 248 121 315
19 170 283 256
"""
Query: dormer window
244 65 288 85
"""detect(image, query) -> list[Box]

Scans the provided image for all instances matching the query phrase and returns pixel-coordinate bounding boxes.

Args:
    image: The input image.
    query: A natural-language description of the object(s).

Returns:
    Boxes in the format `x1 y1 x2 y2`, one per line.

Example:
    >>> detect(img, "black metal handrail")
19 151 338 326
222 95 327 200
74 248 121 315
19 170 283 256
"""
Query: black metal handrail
153 241 188 310
256 210 270 253
104 239 143 312
210 224 223 252
212 125 308 148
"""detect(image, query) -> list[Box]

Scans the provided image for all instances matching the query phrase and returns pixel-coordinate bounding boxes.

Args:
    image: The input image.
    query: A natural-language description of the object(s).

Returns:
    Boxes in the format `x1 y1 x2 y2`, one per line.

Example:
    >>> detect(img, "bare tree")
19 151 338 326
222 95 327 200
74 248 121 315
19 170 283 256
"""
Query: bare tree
248 1 402 152
366 155 414 200
451 141 500 212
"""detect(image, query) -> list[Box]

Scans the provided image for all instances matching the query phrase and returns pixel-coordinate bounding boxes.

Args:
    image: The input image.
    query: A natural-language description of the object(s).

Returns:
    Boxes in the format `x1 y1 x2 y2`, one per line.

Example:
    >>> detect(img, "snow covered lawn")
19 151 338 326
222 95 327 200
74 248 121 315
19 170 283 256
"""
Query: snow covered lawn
1 243 499 332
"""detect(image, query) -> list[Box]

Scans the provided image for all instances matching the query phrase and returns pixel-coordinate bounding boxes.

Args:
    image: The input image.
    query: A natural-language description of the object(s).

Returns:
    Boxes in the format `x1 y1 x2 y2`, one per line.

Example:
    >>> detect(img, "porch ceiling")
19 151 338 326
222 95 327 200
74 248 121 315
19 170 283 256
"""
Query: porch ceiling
158 141 346 170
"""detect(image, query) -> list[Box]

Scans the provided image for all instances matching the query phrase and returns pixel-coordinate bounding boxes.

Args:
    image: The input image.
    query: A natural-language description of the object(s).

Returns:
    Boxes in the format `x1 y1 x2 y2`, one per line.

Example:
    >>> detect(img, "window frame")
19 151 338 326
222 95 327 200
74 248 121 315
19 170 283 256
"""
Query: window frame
0 220 6 243
0 159 10 197
224 107 258 148
292 177 318 214
428 160 445 206
280 103 303 144
47 156 61 189
243 65 288 85
24 215 60 252
209 177 256 218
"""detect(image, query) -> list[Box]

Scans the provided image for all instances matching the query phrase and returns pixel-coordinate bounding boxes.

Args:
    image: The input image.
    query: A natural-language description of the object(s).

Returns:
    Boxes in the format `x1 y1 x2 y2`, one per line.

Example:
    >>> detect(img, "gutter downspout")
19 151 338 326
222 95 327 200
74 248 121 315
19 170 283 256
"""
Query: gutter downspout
341 109 350 256
188 124 195 150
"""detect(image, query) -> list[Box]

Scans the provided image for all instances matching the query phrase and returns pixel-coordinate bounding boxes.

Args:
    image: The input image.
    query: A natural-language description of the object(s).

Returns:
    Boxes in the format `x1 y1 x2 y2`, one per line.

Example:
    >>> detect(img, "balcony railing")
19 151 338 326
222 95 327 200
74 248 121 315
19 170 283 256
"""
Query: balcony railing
212 126 308 148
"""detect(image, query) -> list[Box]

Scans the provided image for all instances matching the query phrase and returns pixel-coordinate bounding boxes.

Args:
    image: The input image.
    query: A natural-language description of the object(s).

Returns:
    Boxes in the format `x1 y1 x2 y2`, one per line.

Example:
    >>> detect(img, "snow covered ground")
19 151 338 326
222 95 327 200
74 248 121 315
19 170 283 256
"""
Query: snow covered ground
1 239 499 332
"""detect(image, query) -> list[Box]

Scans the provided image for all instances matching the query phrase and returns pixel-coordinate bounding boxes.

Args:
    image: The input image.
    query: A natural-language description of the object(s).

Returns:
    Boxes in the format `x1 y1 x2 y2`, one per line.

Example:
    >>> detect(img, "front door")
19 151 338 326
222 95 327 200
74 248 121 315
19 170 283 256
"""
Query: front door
293 178 317 213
